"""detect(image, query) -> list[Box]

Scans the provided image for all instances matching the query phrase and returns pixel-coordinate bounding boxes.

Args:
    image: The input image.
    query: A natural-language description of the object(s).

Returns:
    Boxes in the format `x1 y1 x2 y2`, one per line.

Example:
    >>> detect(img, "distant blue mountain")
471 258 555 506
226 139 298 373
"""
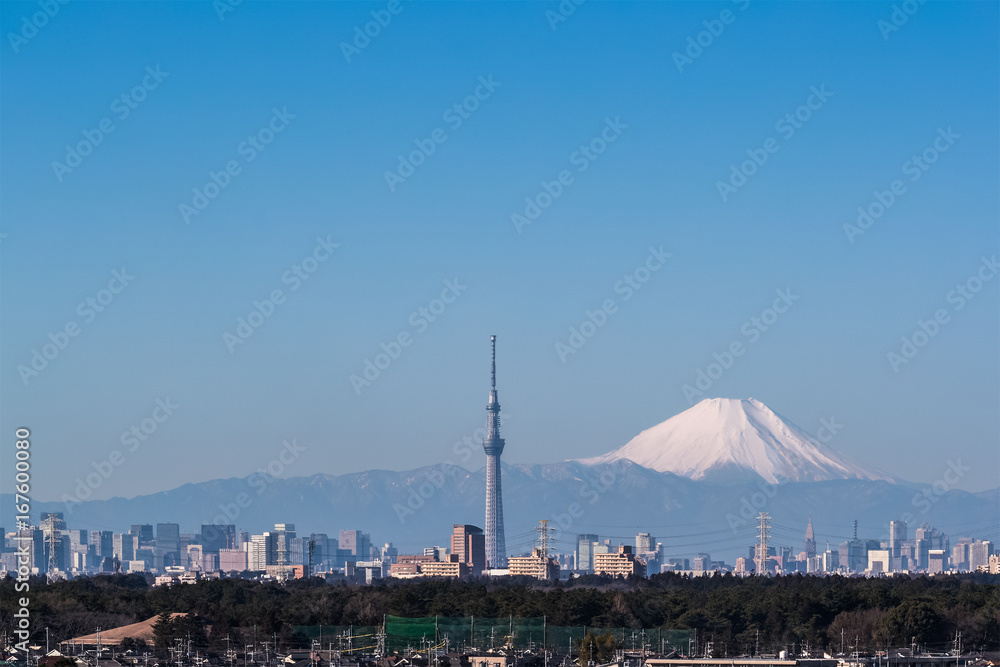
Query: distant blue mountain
3 460 997 564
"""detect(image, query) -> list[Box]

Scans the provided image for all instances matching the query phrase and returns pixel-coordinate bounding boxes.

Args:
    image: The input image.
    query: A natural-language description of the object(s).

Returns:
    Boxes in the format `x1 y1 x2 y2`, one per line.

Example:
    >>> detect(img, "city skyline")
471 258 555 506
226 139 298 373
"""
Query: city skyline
7 507 997 580
2 1 998 503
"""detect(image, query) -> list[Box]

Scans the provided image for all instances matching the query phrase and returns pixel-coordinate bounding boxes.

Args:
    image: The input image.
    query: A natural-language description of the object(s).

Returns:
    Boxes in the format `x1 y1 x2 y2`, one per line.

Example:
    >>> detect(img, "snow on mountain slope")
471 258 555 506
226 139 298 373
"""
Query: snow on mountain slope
578 398 894 484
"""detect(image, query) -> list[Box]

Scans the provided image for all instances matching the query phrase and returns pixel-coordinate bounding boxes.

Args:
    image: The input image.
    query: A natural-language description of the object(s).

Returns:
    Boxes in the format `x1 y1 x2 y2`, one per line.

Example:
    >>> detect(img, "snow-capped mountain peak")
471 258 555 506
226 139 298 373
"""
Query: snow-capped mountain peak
577 398 893 484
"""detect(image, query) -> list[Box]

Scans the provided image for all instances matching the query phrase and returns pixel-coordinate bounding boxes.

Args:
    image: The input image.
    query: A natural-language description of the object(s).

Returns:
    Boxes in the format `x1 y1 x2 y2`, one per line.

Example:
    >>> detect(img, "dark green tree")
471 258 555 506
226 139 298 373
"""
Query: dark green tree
153 611 175 649
575 632 620 665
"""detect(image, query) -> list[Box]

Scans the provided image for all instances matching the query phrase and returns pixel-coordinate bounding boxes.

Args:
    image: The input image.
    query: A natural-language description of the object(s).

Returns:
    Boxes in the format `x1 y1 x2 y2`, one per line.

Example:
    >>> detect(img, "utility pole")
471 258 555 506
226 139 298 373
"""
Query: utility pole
543 616 547 667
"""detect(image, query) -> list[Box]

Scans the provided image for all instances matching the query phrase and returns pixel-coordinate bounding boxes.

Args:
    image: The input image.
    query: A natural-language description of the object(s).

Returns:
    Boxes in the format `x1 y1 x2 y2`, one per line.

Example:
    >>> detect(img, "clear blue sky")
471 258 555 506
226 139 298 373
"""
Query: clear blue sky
2 1 997 503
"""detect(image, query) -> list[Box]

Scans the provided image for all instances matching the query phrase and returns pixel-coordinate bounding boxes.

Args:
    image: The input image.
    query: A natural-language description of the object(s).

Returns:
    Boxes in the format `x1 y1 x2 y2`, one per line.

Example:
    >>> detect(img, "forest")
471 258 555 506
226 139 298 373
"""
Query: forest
2 572 997 657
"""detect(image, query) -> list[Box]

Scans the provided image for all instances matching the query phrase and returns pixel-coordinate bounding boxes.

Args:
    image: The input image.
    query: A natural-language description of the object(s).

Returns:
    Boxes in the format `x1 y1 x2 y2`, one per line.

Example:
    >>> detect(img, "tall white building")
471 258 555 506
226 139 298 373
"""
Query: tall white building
249 532 274 570
970 540 993 571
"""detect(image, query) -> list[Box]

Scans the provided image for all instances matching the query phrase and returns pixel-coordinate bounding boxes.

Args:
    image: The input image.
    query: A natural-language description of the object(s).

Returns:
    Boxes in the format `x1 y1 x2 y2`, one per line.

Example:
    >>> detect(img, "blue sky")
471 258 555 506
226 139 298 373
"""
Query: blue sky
1 0 997 503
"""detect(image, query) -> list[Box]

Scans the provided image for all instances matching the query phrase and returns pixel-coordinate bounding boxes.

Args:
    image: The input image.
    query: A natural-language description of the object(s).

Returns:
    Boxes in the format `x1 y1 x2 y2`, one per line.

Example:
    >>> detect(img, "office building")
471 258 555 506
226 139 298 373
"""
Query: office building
451 524 486 575
576 534 599 572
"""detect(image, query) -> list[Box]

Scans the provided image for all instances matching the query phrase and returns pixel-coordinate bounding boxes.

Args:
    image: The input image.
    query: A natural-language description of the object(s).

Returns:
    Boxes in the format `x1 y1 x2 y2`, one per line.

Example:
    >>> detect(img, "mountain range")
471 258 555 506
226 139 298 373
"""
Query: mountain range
5 398 997 563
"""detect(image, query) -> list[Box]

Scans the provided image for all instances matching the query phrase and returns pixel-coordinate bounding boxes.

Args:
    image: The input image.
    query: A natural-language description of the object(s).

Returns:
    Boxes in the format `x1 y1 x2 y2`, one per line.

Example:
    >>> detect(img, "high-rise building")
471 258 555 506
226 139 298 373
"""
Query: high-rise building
272 524 296 576
201 524 236 553
65 529 91 571
451 525 486 575
482 335 507 569
67 529 89 550
338 530 370 559
156 523 180 565
41 513 68 572
130 524 154 544
90 531 113 558
927 549 947 573
576 534 599 572
634 532 658 574
187 544 204 570
970 540 993 570
867 549 891 573
952 539 973 571
113 533 137 562
249 533 274 570
219 548 248 572
889 520 907 558
309 534 330 569
804 515 816 559
14 527 44 572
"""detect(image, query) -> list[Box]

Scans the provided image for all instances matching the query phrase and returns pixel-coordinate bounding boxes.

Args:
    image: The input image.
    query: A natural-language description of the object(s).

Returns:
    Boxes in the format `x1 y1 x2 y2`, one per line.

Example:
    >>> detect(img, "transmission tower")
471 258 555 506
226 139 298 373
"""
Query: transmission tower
755 513 770 575
48 523 59 576
537 520 551 559
43 513 61 577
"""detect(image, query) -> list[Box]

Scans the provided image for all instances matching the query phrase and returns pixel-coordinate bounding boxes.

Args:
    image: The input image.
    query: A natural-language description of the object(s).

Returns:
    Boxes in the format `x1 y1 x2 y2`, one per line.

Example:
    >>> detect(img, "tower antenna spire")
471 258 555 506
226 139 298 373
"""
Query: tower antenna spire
483 335 507 569
491 335 496 390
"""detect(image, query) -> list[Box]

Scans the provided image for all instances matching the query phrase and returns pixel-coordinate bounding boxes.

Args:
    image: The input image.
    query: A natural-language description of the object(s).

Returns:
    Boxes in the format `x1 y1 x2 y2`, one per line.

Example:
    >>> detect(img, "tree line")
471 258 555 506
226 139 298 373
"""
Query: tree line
1 572 997 657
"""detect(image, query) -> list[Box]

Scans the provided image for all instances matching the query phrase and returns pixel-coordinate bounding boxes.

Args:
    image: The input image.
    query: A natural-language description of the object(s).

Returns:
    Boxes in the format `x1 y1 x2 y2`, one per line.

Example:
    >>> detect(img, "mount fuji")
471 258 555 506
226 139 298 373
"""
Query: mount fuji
7 399 994 566
578 398 894 484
